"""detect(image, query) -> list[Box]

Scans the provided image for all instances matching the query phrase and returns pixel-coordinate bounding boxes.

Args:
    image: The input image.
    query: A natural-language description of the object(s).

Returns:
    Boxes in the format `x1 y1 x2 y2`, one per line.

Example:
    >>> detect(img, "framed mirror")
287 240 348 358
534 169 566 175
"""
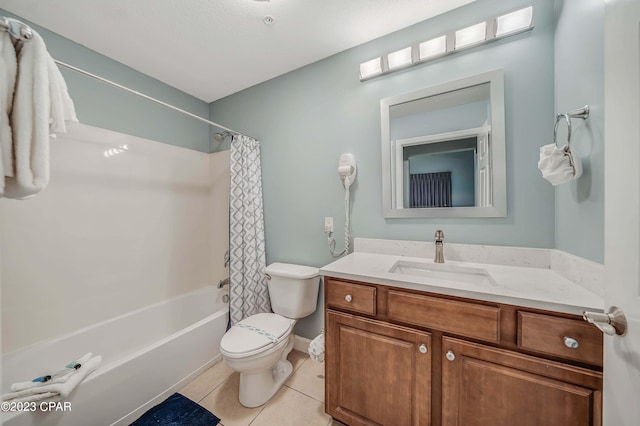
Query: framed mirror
381 69 506 218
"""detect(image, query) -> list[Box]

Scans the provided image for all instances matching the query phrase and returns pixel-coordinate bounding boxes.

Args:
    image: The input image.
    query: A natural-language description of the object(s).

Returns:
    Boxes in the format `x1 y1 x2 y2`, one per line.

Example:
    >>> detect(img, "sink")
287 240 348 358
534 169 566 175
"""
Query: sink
389 260 497 286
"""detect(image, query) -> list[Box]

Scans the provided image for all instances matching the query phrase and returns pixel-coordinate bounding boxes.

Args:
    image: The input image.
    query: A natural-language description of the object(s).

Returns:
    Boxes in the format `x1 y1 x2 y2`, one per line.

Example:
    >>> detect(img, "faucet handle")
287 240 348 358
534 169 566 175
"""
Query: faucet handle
434 229 444 241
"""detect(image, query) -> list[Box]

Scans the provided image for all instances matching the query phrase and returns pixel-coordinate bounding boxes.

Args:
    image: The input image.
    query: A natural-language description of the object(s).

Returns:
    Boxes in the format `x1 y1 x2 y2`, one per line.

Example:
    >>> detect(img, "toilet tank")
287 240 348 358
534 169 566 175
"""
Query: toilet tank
265 263 320 319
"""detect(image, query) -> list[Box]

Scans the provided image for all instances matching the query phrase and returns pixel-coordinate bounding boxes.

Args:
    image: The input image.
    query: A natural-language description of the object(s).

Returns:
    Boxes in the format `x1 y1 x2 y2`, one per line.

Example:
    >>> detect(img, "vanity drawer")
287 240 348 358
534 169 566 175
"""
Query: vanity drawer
387 290 500 343
517 311 603 366
326 279 377 315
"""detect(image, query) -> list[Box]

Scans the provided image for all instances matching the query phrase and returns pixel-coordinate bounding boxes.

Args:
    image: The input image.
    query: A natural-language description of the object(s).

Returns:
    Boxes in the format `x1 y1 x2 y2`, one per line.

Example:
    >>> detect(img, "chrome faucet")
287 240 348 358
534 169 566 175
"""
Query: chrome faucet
434 230 445 263
218 277 230 289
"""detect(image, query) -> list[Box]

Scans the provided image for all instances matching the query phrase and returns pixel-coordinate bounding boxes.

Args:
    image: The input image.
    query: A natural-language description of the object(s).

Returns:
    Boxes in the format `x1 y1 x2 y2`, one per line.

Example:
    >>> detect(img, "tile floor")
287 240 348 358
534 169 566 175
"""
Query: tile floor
179 350 343 426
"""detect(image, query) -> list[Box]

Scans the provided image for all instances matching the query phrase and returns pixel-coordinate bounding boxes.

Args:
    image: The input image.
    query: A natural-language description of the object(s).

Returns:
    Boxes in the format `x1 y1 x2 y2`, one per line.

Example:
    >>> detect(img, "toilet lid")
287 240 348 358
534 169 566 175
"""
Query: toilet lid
220 313 294 356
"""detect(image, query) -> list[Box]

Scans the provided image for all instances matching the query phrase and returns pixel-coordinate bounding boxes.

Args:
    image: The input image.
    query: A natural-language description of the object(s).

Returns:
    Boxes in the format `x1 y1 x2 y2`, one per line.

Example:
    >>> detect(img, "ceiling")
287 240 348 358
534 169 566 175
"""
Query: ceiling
0 0 475 103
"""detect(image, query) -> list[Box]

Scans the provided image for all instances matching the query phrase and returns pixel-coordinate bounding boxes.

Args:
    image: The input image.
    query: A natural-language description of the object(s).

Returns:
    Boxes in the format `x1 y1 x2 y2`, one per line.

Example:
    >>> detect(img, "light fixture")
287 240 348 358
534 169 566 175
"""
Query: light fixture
495 6 533 38
359 5 534 82
359 57 383 80
419 35 447 61
387 47 413 70
455 22 487 50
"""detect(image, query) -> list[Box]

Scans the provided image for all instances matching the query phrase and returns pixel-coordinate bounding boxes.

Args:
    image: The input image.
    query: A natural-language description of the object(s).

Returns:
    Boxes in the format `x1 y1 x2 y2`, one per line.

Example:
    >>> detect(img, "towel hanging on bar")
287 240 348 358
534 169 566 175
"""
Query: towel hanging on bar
1 25 78 199
538 105 589 186
0 15 256 141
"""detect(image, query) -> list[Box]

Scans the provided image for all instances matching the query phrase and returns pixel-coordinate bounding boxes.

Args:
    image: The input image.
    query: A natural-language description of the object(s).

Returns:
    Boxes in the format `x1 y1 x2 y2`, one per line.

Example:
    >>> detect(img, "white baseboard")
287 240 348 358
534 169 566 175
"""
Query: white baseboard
293 334 311 354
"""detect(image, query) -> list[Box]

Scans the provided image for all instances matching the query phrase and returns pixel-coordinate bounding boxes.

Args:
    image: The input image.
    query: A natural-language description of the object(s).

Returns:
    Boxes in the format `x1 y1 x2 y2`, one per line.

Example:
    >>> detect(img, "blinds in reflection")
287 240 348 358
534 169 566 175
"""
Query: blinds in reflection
409 172 452 208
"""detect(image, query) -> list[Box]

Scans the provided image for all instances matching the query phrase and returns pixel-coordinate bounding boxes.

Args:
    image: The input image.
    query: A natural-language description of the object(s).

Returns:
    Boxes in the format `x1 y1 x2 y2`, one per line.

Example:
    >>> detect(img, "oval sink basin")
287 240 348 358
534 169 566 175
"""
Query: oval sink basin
389 260 497 286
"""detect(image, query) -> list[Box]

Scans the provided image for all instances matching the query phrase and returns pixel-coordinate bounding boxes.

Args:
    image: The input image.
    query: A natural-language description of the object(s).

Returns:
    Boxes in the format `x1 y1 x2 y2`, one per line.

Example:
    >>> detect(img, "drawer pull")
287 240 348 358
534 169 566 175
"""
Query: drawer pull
563 336 579 349
419 344 428 354
345 294 353 303
445 350 456 361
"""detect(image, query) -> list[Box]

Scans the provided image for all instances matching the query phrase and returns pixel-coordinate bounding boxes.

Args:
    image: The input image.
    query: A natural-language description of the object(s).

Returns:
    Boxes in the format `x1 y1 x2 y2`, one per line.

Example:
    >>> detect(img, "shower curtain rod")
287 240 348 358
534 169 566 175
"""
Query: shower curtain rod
1 15 253 141
53 60 252 140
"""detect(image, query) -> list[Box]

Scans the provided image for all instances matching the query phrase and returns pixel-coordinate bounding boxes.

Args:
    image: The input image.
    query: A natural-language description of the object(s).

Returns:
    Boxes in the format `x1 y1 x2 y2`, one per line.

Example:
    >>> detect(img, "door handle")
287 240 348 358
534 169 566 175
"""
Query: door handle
583 306 627 336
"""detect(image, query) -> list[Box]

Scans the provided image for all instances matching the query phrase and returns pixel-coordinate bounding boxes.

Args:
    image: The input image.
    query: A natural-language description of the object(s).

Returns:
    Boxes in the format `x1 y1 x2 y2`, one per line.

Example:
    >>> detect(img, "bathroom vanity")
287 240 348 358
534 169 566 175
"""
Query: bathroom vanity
321 250 604 426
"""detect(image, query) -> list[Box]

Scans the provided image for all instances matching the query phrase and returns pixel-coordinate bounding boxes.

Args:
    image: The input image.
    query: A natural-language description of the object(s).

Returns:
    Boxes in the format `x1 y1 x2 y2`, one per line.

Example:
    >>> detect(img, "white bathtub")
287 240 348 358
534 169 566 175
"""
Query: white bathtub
1 286 228 426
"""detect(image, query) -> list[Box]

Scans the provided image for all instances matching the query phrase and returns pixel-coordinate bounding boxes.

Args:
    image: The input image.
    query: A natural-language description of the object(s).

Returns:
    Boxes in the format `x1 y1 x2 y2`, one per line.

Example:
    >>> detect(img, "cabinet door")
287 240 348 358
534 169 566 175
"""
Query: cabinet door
442 337 603 426
326 310 432 426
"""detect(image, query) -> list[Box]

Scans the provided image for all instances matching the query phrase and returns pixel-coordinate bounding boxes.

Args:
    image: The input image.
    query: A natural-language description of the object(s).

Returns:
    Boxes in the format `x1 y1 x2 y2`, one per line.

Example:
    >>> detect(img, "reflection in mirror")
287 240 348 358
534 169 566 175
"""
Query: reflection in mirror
397 130 489 209
381 70 506 218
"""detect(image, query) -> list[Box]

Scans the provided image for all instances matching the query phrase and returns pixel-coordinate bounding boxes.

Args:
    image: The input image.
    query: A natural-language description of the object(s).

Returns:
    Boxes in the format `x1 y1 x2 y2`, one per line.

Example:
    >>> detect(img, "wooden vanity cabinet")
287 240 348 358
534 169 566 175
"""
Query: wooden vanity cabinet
324 277 603 426
441 337 602 426
326 311 432 426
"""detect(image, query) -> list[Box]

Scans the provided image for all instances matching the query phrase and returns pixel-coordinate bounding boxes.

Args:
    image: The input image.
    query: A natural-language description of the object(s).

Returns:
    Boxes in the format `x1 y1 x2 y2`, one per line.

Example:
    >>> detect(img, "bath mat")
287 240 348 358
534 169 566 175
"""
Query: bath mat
130 393 220 426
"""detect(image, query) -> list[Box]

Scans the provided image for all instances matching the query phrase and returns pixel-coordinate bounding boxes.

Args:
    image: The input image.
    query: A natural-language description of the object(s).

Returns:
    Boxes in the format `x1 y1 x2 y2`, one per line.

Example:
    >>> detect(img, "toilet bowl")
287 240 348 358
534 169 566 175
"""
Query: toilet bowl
220 313 296 407
219 263 320 407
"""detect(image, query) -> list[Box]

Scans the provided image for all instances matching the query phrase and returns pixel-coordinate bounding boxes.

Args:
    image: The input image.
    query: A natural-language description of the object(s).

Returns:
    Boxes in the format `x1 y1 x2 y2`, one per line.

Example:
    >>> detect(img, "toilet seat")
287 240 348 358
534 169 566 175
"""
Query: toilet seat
220 313 295 359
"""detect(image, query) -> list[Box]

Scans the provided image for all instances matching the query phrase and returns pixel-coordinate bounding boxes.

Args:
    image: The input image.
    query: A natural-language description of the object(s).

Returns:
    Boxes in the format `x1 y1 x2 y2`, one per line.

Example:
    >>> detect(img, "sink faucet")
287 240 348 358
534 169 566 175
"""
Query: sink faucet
434 230 445 263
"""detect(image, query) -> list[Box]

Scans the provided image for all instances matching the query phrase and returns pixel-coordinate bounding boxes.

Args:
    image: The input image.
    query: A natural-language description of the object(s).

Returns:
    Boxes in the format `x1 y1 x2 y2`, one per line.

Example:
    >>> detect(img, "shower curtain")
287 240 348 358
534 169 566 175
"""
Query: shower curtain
229 134 272 325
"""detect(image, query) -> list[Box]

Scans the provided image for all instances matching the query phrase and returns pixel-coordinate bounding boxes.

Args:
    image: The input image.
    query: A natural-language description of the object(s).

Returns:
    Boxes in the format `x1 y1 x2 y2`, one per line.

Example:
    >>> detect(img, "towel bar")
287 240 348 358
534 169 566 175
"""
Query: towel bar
0 15 257 142
0 16 33 41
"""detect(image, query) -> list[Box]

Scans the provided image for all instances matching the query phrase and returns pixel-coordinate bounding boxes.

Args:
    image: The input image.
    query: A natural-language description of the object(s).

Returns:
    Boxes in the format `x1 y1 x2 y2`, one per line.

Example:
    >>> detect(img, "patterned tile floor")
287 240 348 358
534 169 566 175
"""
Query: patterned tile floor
180 350 344 426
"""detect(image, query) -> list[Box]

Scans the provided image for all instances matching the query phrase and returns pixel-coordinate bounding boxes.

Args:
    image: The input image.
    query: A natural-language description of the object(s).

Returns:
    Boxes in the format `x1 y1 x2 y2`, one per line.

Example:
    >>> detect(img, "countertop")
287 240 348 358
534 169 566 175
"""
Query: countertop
320 252 604 316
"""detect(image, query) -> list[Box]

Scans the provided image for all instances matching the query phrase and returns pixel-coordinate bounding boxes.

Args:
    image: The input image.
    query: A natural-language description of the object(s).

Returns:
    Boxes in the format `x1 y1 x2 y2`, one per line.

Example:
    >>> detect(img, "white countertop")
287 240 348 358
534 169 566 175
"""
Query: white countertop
320 252 604 316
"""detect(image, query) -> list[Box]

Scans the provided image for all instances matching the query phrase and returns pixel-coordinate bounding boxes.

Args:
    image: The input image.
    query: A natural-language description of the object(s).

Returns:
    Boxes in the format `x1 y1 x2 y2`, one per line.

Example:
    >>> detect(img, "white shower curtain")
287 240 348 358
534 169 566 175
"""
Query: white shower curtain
229 134 271 325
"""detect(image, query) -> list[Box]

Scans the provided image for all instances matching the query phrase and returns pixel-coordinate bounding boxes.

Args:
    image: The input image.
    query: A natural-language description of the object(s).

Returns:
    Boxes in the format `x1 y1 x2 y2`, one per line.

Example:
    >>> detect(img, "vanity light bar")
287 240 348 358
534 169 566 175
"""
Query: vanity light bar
419 35 447 61
496 6 534 38
359 57 383 80
387 46 413 70
359 6 534 82
455 22 487 50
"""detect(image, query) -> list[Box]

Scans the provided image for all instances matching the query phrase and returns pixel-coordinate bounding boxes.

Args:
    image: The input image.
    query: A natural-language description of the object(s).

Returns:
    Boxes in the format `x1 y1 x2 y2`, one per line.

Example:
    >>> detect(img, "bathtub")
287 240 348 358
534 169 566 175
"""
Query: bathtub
1 285 228 426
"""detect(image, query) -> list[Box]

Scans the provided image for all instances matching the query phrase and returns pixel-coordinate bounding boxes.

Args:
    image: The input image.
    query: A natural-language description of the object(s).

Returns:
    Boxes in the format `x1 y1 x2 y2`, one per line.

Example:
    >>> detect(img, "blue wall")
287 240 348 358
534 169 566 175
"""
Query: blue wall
0 9 211 152
553 0 604 262
210 0 559 338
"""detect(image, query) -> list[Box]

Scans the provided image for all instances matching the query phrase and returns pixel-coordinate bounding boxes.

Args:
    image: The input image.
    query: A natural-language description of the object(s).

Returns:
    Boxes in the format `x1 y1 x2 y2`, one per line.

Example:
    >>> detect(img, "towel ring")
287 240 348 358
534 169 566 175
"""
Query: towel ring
554 113 572 150
553 105 590 150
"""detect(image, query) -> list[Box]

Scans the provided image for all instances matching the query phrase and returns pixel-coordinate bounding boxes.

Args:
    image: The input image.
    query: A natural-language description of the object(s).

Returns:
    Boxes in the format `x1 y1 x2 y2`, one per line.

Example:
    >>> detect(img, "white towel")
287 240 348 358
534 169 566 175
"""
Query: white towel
2 355 101 403
3 31 78 200
47 54 77 135
537 143 582 186
9 352 93 392
0 32 17 195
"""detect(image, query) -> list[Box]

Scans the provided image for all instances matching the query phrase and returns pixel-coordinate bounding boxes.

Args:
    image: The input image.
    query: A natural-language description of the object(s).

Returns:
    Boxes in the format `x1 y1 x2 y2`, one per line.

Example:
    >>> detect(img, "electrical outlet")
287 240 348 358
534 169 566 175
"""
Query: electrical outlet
324 217 334 233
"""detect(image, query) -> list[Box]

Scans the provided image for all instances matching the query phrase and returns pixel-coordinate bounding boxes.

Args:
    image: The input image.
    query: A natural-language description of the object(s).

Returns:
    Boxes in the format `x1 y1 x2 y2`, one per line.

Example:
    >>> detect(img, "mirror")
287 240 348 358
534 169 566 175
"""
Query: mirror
381 69 506 218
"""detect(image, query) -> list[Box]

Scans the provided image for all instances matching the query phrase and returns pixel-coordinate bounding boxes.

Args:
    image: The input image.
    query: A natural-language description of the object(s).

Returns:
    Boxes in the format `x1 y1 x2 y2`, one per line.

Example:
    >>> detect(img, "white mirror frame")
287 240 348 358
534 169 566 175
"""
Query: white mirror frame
381 69 506 218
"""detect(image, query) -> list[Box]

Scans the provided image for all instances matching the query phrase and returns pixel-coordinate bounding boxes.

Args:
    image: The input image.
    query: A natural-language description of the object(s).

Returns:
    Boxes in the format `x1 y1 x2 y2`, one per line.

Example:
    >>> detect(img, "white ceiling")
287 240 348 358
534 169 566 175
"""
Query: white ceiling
0 0 475 103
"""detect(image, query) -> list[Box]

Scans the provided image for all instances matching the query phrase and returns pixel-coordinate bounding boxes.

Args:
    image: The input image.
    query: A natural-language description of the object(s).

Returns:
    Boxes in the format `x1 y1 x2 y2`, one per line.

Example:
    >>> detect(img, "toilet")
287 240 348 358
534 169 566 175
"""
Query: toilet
219 262 320 407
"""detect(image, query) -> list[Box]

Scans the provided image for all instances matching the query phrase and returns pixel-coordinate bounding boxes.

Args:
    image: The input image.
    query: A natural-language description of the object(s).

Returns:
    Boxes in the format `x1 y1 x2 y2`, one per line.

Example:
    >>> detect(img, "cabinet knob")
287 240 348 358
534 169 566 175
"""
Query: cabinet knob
419 344 428 354
445 350 456 361
345 294 353 303
563 336 579 349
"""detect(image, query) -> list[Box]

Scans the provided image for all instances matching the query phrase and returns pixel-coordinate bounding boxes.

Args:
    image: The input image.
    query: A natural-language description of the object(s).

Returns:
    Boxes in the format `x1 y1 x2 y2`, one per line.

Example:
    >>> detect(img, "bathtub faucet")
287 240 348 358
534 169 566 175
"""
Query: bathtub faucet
218 278 230 289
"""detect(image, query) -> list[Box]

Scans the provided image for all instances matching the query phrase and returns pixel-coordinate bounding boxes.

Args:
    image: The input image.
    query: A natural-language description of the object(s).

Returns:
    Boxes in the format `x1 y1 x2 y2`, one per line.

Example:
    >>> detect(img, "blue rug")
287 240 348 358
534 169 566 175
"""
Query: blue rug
130 393 220 426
